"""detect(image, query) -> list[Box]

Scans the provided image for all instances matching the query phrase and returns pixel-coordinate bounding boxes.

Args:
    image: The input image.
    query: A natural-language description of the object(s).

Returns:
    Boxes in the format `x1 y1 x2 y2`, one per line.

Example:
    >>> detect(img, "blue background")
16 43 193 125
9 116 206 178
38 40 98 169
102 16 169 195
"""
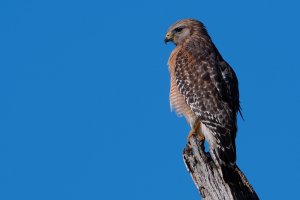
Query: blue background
1 0 299 199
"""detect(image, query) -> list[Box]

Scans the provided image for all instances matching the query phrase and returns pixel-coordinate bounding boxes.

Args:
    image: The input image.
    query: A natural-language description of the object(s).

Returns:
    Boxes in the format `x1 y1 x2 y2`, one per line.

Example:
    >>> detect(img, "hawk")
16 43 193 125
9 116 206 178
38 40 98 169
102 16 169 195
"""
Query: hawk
165 19 242 183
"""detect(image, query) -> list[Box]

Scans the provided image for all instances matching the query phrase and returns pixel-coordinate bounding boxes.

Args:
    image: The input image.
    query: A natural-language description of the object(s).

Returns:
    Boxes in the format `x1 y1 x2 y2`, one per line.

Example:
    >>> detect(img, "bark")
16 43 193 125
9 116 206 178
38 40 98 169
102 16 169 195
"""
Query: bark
183 135 259 200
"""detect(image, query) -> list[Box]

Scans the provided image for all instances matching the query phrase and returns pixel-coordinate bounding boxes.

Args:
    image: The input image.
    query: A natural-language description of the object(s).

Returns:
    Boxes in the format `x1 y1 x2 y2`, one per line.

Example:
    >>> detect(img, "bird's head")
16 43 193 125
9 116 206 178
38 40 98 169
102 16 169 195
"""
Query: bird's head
165 19 206 45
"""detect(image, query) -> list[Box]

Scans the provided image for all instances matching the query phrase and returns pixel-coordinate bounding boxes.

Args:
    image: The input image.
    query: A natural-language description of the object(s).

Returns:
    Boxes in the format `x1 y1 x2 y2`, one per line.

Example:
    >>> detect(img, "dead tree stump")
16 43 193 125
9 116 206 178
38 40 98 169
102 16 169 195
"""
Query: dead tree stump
183 135 259 200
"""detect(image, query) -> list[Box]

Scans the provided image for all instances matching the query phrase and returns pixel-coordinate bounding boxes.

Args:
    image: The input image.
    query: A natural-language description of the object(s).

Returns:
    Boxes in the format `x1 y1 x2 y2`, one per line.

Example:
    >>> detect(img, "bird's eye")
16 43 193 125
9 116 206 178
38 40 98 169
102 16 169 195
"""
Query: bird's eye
174 27 184 32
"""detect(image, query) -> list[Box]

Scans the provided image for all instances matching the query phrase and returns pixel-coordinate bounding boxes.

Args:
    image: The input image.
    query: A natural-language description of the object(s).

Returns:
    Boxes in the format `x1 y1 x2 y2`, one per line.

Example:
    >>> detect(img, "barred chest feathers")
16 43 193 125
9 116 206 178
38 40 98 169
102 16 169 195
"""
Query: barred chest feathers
168 46 197 127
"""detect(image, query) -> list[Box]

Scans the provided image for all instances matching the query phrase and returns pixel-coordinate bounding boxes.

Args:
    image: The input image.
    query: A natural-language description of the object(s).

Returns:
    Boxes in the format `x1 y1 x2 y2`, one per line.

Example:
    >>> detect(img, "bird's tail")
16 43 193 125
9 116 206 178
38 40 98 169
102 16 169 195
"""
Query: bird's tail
210 129 239 184
221 164 240 185
204 124 239 184
211 146 239 184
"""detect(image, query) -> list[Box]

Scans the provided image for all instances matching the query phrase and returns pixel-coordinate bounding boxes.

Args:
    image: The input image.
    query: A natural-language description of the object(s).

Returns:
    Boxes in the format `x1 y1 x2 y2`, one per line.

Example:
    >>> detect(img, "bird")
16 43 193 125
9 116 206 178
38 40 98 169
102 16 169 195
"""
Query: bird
164 19 242 184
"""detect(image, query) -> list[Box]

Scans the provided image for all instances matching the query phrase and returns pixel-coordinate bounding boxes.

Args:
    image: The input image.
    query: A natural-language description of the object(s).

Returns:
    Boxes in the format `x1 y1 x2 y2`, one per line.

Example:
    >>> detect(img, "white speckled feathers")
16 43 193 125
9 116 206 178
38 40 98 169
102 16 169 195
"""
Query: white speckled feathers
166 19 242 183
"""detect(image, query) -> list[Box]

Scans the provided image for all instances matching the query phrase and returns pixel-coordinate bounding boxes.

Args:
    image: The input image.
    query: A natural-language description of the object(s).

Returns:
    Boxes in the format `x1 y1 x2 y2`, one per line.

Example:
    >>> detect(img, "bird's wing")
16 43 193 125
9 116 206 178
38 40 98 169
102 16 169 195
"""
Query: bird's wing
175 49 233 127
219 60 243 120
174 48 237 168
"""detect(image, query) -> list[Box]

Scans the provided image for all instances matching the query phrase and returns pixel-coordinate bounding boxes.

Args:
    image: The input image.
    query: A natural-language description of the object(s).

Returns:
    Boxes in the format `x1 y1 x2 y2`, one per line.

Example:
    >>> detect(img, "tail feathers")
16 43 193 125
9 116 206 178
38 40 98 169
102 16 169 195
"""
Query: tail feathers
204 124 238 184
211 145 238 184
221 164 240 185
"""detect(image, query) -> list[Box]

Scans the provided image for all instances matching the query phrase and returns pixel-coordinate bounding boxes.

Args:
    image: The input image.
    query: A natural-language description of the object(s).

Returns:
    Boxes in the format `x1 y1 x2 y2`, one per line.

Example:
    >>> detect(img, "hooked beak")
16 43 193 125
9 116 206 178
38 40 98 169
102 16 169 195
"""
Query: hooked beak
164 31 173 44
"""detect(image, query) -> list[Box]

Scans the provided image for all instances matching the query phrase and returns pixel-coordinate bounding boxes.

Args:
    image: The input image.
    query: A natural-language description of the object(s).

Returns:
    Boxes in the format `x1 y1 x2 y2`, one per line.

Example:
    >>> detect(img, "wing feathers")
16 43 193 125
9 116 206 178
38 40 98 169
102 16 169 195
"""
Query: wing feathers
174 44 239 183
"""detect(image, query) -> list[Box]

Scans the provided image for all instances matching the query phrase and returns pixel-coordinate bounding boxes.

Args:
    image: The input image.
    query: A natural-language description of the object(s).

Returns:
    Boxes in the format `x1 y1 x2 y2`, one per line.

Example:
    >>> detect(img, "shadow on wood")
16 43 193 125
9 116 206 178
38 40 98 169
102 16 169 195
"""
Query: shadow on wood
183 135 259 200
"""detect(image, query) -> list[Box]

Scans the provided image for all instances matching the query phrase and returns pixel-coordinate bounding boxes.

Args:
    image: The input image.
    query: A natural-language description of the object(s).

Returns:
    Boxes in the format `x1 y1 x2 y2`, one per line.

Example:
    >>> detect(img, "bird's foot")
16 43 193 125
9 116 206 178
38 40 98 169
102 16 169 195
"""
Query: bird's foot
197 131 205 142
187 121 204 143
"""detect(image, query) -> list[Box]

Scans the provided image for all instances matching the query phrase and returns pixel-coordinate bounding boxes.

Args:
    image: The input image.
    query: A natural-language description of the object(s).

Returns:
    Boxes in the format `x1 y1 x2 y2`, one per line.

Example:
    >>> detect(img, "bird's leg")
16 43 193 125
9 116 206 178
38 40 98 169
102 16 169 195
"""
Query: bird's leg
187 120 205 142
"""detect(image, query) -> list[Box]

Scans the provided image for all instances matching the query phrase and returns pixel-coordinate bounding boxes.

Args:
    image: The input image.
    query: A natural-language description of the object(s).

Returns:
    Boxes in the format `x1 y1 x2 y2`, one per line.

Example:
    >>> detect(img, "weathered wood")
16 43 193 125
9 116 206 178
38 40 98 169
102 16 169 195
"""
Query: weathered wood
183 135 259 200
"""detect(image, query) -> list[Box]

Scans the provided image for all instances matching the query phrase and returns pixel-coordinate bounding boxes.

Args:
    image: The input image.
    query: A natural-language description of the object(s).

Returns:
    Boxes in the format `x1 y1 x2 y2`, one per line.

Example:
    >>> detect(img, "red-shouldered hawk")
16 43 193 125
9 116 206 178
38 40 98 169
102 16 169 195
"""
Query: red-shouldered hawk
165 19 243 184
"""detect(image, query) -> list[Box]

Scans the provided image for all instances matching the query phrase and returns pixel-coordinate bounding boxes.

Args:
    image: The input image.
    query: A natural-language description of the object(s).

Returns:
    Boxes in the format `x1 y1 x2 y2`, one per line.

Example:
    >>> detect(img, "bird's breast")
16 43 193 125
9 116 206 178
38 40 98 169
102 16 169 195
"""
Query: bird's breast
168 47 196 126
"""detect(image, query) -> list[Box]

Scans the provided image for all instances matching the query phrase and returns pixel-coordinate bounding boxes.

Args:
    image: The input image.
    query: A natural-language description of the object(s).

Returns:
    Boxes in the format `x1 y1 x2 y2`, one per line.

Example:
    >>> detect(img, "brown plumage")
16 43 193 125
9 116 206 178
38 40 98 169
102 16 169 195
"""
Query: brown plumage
168 47 196 122
165 19 242 184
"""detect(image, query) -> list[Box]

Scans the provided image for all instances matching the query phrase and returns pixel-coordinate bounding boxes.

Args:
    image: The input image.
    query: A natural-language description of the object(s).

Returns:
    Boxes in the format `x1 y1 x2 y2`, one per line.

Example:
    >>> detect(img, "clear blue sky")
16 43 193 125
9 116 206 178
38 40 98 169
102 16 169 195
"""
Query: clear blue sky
1 0 299 199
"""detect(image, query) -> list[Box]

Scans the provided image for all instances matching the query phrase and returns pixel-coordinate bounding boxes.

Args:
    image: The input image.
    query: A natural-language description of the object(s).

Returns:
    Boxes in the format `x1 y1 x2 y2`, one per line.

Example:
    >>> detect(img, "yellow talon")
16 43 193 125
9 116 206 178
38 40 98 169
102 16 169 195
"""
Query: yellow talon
187 120 204 142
